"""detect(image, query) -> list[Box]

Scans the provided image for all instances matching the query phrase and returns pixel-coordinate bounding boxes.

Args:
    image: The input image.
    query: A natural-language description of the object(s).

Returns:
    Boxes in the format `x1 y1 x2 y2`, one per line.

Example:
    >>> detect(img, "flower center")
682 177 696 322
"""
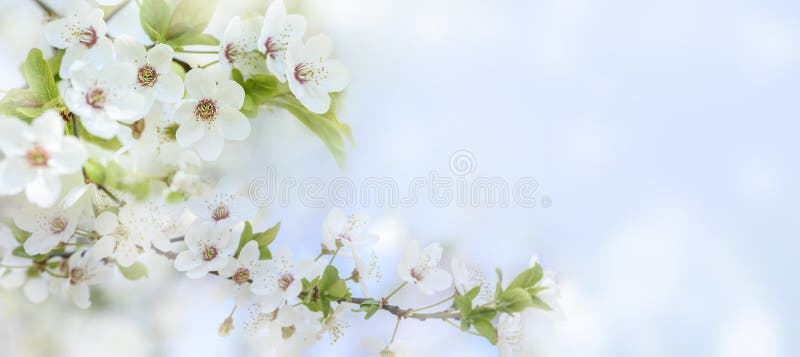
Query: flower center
264 37 282 58
201 246 218 261
26 145 49 167
224 43 240 64
85 88 107 109
233 268 250 285
49 216 68 234
410 266 430 282
137 64 158 87
194 98 217 122
76 26 98 48
130 119 146 139
211 204 230 221
278 273 294 291
70 267 85 285
294 63 315 84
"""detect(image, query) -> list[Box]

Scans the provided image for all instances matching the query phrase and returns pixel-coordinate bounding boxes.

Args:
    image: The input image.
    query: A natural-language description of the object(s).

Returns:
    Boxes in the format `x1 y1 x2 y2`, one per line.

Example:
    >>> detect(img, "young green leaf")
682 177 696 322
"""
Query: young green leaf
139 0 171 43
498 288 533 314
254 221 280 247
166 0 218 39
352 298 381 320
23 48 59 102
118 262 149 280
234 221 254 258
165 33 220 47
507 263 543 290
473 319 498 345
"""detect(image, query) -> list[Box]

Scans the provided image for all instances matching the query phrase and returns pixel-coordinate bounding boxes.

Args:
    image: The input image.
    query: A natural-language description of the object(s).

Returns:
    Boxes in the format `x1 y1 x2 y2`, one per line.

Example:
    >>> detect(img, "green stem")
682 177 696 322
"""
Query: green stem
389 316 401 343
327 247 341 265
200 60 220 68
179 50 219 54
384 281 407 301
32 0 57 16
0 264 32 269
414 294 455 312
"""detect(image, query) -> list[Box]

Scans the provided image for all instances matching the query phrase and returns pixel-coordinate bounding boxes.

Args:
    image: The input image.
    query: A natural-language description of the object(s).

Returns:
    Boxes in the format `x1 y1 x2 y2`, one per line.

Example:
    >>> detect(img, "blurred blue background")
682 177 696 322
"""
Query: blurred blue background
1 0 798 356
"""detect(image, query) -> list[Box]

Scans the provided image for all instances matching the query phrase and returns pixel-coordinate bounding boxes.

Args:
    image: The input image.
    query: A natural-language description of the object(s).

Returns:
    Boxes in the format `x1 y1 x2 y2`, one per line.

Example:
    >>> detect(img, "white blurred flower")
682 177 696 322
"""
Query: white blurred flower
174 225 235 278
14 204 81 255
451 257 492 306
259 245 324 310
352 248 380 295
319 303 353 343
64 61 148 139
220 16 267 77
92 199 175 267
497 313 523 357
529 255 563 318
248 304 322 352
186 185 257 234
362 337 411 357
44 0 112 79
174 68 250 161
258 0 305 81
63 248 113 309
218 240 267 302
321 208 378 251
285 34 349 114
114 36 184 104
0 260 55 304
397 240 452 295
0 112 87 207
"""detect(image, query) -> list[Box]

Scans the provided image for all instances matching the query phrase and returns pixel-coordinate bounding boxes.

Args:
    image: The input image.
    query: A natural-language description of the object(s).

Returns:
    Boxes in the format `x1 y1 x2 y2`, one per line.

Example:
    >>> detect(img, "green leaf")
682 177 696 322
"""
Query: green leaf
165 32 220 47
0 89 48 120
47 49 65 80
23 48 59 102
83 159 106 185
258 245 272 260
454 294 473 317
507 263 543 290
170 61 187 80
118 262 148 280
242 74 280 104
166 0 218 39
235 221 254 258
325 279 348 299
473 319 498 345
139 0 171 43
352 298 381 320
528 295 552 311
495 268 504 299
240 94 259 118
266 95 352 168
498 288 533 314
254 221 280 247
11 246 49 261
319 265 341 292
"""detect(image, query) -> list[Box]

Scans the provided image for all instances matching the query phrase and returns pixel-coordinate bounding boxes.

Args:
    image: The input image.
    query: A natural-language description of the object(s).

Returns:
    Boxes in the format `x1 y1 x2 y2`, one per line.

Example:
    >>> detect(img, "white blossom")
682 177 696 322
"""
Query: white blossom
362 337 411 357
0 112 87 207
497 313 523 357
220 16 267 77
174 68 250 161
62 248 114 309
174 225 235 278
451 256 492 306
186 184 257 233
258 0 306 81
218 240 267 302
14 203 81 255
114 36 184 105
44 0 113 79
285 34 349 114
321 208 378 251
397 240 452 295
259 245 325 310
63 61 149 139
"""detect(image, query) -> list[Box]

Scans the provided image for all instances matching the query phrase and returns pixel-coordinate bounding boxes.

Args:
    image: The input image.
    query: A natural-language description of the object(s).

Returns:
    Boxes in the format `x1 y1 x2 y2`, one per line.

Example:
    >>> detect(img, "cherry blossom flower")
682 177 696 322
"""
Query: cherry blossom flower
258 0 306 81
63 61 148 139
451 256 493 306
259 245 325 310
321 208 378 251
62 248 113 309
174 68 250 161
0 257 54 304
186 184 257 233
362 337 411 357
285 34 349 114
114 36 184 105
497 313 523 357
0 112 87 207
174 225 236 279
248 304 322 354
44 0 113 79
220 16 267 78
397 240 452 295
14 204 81 255
92 200 174 267
218 240 267 302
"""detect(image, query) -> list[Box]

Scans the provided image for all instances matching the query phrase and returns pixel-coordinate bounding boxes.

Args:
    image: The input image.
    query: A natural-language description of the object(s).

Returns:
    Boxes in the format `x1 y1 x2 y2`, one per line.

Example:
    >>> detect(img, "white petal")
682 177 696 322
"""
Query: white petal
147 44 175 70
59 46 87 80
44 18 75 48
31 111 64 145
174 250 201 271
175 119 204 147
94 212 119 235
24 278 49 303
239 240 260 263
187 264 210 279
297 87 331 114
92 235 116 259
193 128 224 161
0 117 31 155
216 80 245 109
0 270 25 289
184 68 218 99
70 284 91 309
424 269 453 293
154 72 184 103
113 35 147 64
320 59 350 92
115 239 139 267
105 91 149 123
216 107 250 140
303 34 333 59
0 158 33 195
48 136 87 174
25 171 61 208
79 112 120 139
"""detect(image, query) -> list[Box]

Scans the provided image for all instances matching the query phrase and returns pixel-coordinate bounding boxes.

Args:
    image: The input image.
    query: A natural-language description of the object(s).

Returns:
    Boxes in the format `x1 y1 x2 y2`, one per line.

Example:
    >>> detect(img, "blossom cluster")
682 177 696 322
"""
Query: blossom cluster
0 0 558 355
